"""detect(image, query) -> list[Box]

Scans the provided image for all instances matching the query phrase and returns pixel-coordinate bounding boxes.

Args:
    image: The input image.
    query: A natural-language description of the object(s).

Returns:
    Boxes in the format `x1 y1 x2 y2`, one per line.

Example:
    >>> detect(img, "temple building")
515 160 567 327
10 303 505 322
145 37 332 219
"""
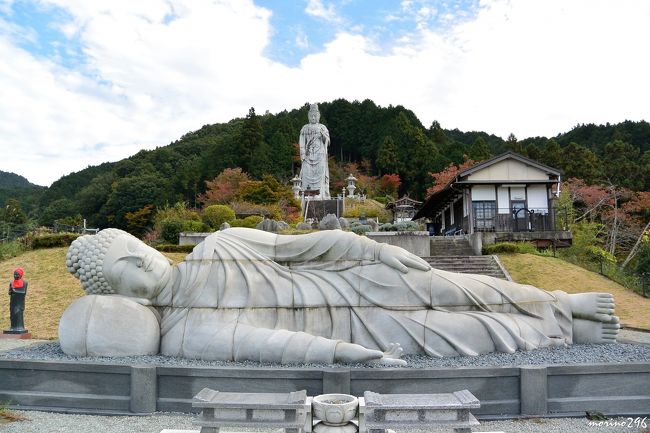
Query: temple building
413 152 572 247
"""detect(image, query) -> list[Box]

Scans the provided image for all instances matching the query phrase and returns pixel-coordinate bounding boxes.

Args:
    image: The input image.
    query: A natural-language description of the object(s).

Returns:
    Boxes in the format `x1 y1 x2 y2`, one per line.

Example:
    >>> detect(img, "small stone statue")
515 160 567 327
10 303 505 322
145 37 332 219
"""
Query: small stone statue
299 104 331 198
6 268 28 334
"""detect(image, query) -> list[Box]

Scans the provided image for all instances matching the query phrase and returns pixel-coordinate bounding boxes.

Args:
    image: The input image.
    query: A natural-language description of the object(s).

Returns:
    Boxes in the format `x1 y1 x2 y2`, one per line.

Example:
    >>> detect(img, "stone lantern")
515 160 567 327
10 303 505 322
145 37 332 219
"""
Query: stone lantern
291 175 302 199
346 174 357 198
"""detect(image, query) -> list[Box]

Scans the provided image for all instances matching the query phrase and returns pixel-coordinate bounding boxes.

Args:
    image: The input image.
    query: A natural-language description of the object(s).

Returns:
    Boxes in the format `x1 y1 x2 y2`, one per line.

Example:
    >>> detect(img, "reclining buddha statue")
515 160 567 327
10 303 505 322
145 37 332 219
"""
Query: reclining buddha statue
59 228 619 365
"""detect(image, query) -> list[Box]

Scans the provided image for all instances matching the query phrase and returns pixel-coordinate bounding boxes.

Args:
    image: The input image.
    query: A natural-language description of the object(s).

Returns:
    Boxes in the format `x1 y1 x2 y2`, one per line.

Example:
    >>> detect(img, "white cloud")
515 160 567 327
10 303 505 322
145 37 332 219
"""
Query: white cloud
304 0 341 24
295 28 309 50
0 0 648 186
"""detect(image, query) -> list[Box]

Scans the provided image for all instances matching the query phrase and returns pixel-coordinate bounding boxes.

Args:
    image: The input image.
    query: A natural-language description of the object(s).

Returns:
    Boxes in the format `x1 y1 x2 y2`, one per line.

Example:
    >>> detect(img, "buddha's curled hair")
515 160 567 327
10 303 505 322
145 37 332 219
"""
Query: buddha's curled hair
66 228 134 295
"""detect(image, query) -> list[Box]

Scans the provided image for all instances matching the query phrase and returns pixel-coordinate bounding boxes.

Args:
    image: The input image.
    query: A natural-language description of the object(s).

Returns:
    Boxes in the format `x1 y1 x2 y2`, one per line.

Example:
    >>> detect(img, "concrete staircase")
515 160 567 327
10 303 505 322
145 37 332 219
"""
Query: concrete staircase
429 237 475 256
426 236 510 280
423 255 509 280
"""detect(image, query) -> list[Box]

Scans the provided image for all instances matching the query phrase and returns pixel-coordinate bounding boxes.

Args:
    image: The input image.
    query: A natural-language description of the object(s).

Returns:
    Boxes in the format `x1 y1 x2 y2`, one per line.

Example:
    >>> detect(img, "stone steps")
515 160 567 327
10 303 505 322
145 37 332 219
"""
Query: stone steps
423 255 508 280
429 237 475 256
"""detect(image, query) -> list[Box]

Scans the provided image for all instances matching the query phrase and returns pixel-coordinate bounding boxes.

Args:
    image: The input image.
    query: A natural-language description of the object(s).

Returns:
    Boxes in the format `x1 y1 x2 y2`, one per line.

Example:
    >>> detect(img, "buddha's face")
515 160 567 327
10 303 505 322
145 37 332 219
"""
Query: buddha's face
102 235 172 299
308 110 320 124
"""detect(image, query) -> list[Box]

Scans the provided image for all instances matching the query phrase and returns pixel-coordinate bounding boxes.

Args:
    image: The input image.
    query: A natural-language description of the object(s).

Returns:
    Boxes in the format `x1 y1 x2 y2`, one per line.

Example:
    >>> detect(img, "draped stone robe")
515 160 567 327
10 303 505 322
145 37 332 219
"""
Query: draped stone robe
155 228 572 363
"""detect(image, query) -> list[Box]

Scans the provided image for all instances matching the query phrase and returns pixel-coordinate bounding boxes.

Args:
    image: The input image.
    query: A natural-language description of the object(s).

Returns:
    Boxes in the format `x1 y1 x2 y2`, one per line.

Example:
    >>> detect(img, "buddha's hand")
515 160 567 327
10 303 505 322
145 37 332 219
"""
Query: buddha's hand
334 342 407 366
378 244 431 273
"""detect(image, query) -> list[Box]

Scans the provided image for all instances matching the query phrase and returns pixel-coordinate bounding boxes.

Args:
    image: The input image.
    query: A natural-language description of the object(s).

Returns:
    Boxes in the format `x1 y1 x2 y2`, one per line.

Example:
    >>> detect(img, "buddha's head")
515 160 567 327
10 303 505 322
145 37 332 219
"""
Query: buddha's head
66 228 172 300
308 103 320 124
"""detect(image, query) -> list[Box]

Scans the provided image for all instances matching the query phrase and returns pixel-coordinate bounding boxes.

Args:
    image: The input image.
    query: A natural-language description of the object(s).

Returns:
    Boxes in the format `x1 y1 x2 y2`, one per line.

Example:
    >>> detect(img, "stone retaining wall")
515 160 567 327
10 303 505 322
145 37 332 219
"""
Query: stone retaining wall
366 231 431 257
1 360 648 418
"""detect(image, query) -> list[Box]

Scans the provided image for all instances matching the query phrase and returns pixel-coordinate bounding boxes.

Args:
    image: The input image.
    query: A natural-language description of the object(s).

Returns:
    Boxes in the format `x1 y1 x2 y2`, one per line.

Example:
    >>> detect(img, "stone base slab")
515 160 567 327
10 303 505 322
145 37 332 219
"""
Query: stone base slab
2 360 649 418
160 431 285 433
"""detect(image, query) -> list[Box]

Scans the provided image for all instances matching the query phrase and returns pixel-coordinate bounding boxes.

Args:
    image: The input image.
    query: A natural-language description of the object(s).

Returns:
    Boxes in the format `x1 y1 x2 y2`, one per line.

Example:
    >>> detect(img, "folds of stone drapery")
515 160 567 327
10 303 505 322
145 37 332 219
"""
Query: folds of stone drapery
157 229 574 360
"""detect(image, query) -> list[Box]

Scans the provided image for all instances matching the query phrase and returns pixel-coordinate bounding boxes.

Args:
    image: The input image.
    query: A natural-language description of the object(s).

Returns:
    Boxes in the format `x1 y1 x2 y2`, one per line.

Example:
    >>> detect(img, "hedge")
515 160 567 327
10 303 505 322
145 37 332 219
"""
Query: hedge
30 233 80 249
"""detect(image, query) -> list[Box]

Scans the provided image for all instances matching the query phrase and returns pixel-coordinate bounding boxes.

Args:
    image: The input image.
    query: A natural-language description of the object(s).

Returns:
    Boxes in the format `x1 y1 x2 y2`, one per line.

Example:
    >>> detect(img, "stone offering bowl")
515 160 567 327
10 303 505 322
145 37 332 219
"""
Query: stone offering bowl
312 393 359 426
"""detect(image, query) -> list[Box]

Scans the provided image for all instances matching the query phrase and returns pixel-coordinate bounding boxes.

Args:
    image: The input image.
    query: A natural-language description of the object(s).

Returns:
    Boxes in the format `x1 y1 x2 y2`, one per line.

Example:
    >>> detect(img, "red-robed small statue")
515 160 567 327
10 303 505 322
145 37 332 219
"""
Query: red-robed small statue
5 268 28 334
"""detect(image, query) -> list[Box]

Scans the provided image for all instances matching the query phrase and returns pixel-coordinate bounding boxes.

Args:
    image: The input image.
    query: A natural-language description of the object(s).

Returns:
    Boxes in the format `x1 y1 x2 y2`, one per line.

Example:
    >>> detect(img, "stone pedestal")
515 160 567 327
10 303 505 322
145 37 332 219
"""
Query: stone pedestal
1 330 31 339
303 198 344 220
359 390 480 433
314 421 357 432
192 388 310 433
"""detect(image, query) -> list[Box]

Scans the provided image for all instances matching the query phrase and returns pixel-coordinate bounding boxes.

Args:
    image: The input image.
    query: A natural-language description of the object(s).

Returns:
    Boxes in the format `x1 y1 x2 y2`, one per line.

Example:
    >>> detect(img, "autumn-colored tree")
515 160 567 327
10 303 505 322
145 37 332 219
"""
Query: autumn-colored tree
620 192 650 268
199 168 250 205
238 175 294 205
426 159 477 197
563 179 650 257
562 178 613 221
125 204 154 237
378 174 401 198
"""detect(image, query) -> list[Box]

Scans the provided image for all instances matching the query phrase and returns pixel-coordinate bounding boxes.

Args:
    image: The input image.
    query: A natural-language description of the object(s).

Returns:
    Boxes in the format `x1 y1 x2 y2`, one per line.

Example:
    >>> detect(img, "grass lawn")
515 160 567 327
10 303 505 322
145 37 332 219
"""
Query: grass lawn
0 247 186 339
498 253 650 330
1 247 647 338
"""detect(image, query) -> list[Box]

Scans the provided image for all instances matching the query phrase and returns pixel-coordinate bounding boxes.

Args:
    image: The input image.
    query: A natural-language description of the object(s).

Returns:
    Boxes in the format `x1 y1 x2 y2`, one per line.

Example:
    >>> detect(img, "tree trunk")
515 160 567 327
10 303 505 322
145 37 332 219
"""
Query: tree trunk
621 220 650 269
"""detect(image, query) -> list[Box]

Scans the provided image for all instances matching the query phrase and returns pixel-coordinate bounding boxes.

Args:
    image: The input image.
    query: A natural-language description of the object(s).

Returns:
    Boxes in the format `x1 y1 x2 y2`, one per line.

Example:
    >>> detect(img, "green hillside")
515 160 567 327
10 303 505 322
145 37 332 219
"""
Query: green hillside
0 170 44 218
13 97 647 231
498 253 650 329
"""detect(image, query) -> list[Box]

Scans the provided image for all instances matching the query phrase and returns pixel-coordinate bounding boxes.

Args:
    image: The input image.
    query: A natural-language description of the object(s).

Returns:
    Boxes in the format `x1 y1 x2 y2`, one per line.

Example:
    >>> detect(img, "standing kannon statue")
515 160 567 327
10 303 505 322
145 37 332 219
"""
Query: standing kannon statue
299 103 330 199
5 268 28 334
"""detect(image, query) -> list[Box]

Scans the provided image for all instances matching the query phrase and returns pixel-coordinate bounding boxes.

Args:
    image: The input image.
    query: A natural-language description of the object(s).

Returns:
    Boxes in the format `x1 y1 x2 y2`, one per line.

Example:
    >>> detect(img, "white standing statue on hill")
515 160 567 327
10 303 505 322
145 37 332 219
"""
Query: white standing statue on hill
299 103 330 199
60 228 620 364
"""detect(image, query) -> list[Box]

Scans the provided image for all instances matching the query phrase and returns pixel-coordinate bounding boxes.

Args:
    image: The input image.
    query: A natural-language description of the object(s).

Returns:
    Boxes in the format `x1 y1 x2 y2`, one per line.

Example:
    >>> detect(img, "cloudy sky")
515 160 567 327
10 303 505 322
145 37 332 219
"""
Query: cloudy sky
1 0 649 186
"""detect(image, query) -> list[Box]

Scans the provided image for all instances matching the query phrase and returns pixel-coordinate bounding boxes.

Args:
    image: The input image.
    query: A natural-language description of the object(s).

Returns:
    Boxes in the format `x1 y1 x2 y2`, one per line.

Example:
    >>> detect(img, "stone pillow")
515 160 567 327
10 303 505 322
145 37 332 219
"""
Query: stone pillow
59 295 160 357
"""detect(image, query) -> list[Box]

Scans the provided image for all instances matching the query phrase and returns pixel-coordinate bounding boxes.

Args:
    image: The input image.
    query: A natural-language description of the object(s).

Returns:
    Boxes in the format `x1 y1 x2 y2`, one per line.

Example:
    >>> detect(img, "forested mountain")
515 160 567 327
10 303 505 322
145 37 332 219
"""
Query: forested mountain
2 99 648 230
0 171 36 188
0 170 44 218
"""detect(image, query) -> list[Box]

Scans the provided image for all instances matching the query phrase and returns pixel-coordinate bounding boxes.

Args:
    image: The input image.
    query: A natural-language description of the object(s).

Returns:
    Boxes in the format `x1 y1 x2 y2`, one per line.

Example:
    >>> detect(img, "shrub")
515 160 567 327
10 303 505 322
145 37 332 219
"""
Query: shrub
482 242 538 255
0 241 25 261
637 243 650 275
586 245 616 264
229 201 283 220
229 215 264 228
155 244 195 253
342 200 392 223
483 242 518 254
30 233 80 249
158 219 211 244
379 221 422 232
350 223 372 235
159 219 184 244
185 220 211 232
202 205 236 229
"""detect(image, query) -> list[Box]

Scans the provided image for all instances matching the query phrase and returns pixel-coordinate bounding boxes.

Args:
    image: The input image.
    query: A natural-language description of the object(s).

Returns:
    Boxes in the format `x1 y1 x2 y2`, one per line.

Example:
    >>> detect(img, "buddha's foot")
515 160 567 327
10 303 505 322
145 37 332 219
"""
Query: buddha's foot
569 292 616 323
573 316 620 344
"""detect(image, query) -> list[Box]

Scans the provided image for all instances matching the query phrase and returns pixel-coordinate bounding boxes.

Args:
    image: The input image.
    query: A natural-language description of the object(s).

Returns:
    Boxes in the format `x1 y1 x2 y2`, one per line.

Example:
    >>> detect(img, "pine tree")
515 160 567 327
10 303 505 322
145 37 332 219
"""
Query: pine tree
239 107 265 174
469 137 492 161
376 136 403 175
505 133 525 155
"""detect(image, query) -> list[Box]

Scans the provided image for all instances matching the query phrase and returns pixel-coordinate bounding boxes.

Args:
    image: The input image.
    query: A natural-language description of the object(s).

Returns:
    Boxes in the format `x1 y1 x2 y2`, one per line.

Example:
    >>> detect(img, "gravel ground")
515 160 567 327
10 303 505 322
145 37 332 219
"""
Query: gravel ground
1 411 649 433
2 339 650 369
